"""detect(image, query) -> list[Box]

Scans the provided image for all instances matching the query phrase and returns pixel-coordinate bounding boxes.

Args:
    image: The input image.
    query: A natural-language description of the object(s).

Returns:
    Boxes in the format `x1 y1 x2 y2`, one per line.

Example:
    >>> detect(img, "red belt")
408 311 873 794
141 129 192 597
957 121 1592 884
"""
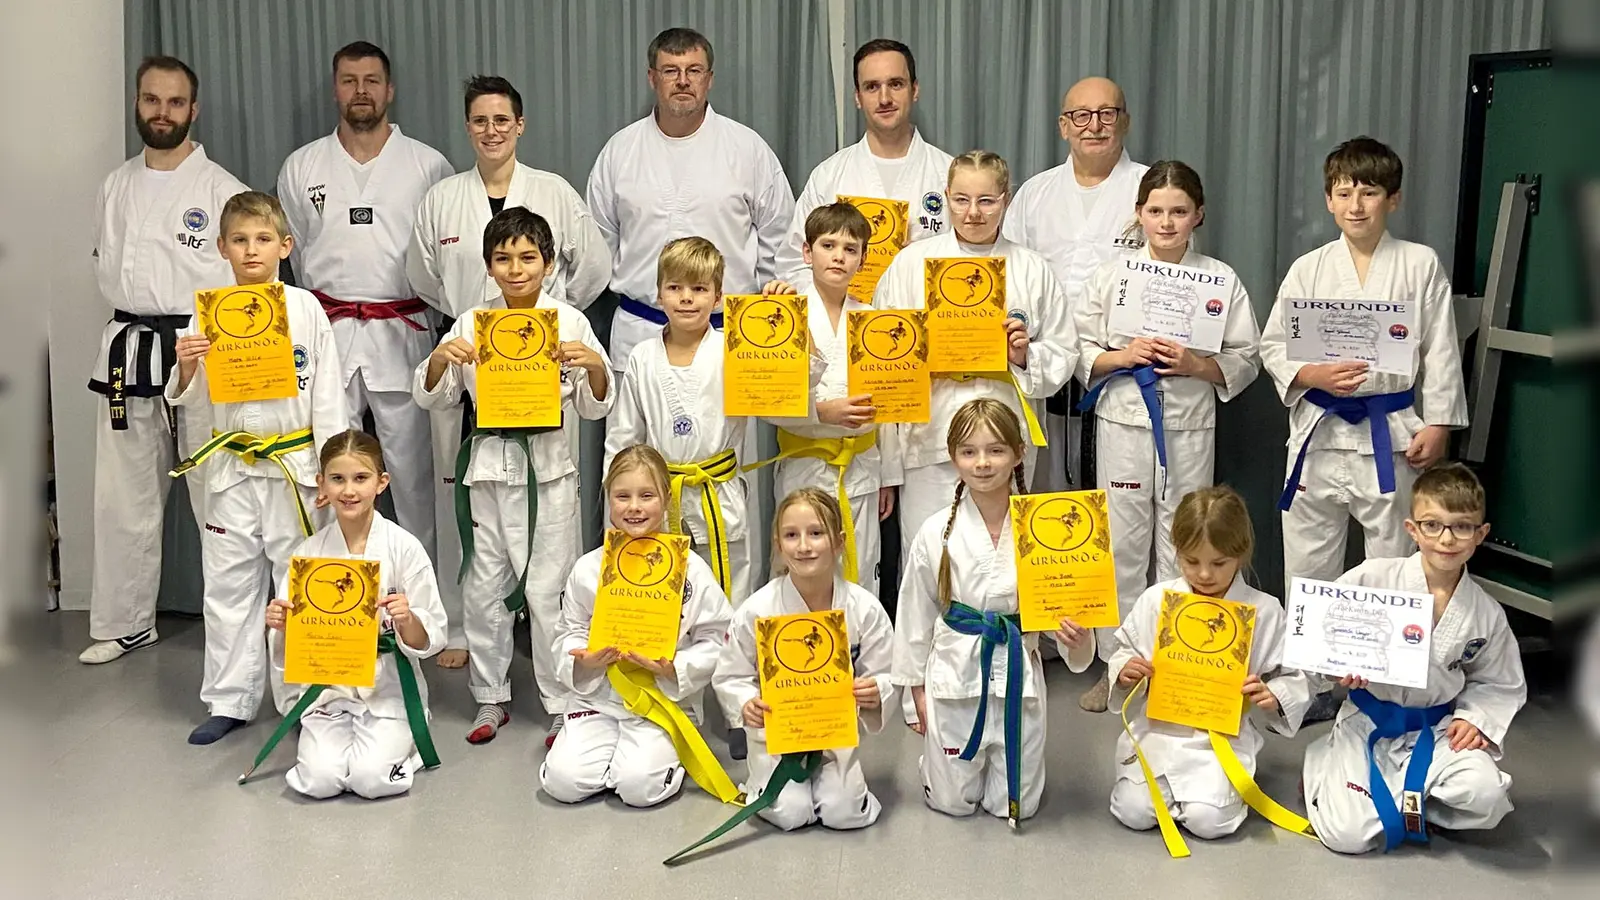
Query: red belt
312 291 430 332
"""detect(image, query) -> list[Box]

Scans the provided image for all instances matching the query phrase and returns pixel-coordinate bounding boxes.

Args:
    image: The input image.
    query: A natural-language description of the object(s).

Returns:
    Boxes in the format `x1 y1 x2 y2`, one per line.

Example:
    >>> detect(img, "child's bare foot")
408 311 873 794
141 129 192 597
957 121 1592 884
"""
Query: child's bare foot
436 648 468 669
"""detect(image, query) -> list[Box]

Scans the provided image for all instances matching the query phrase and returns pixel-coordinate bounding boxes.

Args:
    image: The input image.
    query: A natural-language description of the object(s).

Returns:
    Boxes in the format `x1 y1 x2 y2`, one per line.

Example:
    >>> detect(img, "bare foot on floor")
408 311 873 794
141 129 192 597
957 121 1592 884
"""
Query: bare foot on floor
436 648 468 669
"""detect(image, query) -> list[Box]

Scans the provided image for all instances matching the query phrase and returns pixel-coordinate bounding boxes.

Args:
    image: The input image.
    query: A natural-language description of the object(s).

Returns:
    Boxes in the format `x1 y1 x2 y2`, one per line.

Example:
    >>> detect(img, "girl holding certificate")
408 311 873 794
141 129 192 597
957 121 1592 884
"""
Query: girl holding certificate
1106 486 1310 840
542 445 733 808
263 430 447 800
1074 161 1262 713
712 488 897 831
892 399 1092 827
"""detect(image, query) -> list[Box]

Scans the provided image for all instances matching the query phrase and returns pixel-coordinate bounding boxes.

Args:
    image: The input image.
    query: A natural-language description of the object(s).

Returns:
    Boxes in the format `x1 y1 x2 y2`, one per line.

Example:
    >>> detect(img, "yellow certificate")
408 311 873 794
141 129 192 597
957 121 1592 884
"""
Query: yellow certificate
473 308 561 428
283 556 381 688
1146 590 1257 736
195 282 298 404
1011 490 1119 631
838 194 909 300
846 309 930 423
758 609 859 755
723 293 811 417
588 530 691 661
925 257 1008 373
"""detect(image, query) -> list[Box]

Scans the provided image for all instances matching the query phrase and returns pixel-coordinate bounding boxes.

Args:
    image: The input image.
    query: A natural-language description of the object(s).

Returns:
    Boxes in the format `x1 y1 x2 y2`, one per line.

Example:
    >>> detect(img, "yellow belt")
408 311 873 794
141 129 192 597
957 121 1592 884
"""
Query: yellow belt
170 428 316 536
744 429 877 583
939 372 1047 447
1122 678 1318 858
667 449 739 598
606 662 744 805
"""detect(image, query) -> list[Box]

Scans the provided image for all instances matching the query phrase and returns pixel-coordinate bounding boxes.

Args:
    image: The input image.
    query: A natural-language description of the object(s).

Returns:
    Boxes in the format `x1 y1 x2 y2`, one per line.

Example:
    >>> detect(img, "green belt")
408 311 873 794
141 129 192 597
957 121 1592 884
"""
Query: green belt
454 422 561 613
663 751 823 865
238 633 440 784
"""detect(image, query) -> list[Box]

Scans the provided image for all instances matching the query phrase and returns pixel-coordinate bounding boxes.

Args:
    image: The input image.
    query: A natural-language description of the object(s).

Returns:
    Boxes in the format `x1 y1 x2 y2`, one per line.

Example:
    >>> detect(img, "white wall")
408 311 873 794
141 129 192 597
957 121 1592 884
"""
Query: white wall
0 0 126 614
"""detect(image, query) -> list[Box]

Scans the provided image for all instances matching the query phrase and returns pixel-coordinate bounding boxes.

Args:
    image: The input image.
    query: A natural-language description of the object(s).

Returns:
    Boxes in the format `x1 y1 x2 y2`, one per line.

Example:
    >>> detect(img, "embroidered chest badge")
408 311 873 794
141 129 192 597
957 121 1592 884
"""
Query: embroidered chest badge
307 184 326 216
672 415 694 436
182 208 208 232
1448 636 1488 671
922 192 944 216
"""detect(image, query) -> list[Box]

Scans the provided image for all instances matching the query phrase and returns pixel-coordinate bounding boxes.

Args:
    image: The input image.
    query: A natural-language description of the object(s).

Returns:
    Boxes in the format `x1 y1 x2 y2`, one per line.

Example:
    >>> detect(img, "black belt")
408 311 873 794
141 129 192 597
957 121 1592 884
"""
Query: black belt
87 310 189 430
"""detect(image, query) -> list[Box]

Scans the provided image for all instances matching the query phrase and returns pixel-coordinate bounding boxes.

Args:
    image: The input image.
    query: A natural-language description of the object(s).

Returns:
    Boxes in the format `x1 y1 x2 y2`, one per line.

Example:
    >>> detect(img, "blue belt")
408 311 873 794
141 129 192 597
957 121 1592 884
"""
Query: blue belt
619 295 723 330
1349 688 1450 851
942 601 1025 828
1277 388 1415 511
1078 363 1166 484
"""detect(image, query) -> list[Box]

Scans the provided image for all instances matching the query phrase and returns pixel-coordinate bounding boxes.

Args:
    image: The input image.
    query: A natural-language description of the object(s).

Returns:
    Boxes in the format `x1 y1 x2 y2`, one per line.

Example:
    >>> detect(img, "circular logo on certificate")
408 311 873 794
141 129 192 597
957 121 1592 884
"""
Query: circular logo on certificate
214 288 276 339
618 536 674 588
773 617 836 674
1389 323 1409 341
1206 299 1224 317
305 561 369 615
1174 600 1239 653
489 312 546 361
863 313 916 361
855 199 899 246
739 299 795 349
1027 496 1096 552
938 260 996 308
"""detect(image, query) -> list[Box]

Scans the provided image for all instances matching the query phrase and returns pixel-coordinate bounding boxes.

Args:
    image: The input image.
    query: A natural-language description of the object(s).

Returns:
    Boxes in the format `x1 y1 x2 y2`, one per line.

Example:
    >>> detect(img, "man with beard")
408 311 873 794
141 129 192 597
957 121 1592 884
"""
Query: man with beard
80 56 248 664
276 41 453 628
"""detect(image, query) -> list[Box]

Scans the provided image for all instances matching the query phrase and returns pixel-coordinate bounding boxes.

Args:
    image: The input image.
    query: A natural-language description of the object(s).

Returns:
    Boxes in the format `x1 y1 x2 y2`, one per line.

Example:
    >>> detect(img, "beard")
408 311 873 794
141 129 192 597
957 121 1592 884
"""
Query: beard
135 111 192 151
341 98 387 132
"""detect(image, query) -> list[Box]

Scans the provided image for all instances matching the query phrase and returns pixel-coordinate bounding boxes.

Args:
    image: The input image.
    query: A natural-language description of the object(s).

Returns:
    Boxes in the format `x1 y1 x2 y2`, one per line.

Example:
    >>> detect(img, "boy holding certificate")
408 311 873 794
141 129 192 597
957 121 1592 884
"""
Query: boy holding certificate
711 488 896 832
414 207 612 747
261 430 447 799
1303 463 1525 854
1075 161 1261 713
542 446 733 807
761 203 901 596
168 191 349 746
1107 487 1310 843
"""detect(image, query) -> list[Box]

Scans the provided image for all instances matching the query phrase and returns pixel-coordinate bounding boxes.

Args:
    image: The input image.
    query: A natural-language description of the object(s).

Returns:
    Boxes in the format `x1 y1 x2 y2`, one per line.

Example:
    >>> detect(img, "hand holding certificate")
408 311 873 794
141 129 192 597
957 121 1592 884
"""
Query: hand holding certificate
1281 577 1432 689
195 282 298 404
758 609 858 755
925 257 1008 372
1145 591 1256 736
473 308 562 428
588 530 691 661
847 309 930 423
723 293 811 417
837 194 909 300
1011 491 1119 631
283 557 382 688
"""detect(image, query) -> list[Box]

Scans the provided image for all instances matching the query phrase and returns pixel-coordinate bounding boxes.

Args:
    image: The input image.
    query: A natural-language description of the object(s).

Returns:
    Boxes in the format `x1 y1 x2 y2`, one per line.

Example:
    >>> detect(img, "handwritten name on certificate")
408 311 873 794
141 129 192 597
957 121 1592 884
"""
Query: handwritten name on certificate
284 557 381 688
758 609 859 755
473 308 562 428
838 194 909 301
1011 491 1119 631
1282 298 1417 375
925 257 1008 372
588 530 690 661
1106 257 1233 352
847 309 930 423
1282 577 1432 689
1146 591 1256 736
723 294 811 417
195 282 298 404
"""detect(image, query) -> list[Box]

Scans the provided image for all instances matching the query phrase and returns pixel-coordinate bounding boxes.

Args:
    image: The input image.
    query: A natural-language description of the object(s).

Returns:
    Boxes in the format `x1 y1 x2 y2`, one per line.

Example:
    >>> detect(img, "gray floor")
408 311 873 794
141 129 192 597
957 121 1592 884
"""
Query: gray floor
17 611 1569 900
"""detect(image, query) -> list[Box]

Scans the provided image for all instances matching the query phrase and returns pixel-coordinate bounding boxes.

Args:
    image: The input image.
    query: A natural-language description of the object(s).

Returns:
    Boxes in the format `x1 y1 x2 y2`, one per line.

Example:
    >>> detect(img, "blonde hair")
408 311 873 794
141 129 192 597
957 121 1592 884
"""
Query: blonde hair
656 236 725 295
219 190 290 239
947 150 1011 196
770 487 846 577
1411 462 1486 517
936 399 1027 610
1170 486 1254 565
604 444 671 498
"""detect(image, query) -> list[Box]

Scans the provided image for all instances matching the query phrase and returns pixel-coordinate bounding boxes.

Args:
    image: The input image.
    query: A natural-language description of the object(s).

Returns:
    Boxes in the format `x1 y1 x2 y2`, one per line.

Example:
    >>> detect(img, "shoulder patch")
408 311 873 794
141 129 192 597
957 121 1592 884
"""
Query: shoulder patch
182 208 208 232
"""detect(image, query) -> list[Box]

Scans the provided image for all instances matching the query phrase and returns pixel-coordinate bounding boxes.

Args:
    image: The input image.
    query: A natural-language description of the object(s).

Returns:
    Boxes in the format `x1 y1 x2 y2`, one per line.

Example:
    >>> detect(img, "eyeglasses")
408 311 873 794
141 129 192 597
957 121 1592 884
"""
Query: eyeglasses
467 115 518 133
1412 519 1484 540
1061 107 1124 128
949 196 1003 214
654 65 710 82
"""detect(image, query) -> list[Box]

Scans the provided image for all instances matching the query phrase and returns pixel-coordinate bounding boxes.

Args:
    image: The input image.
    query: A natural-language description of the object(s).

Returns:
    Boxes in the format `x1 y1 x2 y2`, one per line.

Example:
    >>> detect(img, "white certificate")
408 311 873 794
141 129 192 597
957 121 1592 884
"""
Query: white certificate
1106 257 1232 352
1282 577 1432 689
1281 298 1417 376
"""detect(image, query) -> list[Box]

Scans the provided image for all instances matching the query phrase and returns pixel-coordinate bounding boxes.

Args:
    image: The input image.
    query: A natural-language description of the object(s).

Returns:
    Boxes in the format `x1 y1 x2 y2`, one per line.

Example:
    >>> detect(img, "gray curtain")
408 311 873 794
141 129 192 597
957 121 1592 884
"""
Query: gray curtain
847 0 1547 592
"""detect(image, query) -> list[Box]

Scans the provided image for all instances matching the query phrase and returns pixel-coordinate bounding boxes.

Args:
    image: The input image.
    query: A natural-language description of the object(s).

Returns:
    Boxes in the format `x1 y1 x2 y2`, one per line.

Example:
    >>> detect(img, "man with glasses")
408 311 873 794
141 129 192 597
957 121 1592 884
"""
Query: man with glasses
586 26 795 371
1004 76 1148 712
406 75 609 726
277 41 453 595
